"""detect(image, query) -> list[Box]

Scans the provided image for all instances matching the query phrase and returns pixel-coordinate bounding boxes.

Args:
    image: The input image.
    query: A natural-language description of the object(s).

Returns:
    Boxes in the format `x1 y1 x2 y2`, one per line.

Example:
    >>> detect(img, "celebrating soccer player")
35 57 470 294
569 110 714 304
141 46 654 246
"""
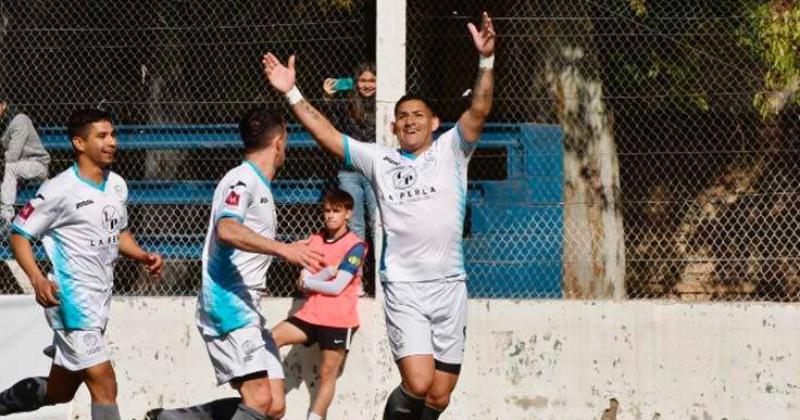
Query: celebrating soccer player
263 11 496 420
0 109 164 420
148 107 323 420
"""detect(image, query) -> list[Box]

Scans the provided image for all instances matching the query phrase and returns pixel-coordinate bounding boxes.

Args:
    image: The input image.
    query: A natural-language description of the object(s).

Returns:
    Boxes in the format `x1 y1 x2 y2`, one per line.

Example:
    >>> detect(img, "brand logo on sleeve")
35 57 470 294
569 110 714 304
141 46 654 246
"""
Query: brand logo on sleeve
18 203 35 221
225 191 240 207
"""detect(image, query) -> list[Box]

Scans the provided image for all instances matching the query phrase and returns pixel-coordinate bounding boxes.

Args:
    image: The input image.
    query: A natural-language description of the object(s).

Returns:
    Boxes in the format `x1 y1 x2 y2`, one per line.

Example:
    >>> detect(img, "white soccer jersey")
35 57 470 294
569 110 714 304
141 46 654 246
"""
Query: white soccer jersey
345 125 477 282
197 161 277 337
11 164 129 330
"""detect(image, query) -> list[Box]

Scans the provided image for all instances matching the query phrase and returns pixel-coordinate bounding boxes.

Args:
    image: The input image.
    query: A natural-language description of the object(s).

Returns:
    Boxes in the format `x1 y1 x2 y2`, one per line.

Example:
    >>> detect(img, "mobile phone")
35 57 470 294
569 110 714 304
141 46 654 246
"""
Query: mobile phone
334 77 354 92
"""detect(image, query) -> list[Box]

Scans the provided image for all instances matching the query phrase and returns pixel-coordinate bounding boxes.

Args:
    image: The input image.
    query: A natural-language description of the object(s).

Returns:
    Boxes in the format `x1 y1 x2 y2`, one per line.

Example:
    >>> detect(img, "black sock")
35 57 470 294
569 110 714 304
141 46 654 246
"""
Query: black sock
90 403 121 420
0 377 49 415
383 386 425 420
231 403 267 420
420 404 444 420
150 397 241 420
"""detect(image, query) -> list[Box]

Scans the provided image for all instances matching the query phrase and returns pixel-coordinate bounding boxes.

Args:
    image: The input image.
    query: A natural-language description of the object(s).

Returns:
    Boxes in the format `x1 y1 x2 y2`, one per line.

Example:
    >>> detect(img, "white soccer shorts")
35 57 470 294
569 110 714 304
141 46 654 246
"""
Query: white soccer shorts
202 326 285 385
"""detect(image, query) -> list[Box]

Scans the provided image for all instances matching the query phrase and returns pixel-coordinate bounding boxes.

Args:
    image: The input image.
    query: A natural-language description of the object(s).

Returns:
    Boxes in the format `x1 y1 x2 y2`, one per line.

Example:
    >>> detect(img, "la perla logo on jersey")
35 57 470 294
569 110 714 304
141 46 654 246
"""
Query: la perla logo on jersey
381 165 438 205
391 166 417 190
101 206 121 232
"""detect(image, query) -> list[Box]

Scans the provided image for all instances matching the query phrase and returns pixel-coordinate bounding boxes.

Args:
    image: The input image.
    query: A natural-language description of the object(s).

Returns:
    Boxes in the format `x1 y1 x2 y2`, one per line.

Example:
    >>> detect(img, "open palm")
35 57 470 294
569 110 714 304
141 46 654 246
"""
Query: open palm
262 53 297 93
468 12 496 57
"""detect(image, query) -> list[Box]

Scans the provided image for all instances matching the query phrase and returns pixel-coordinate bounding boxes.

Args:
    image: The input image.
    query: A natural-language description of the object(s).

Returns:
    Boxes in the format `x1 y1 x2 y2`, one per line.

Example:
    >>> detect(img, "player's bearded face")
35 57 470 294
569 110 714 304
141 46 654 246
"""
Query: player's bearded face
76 120 117 166
393 100 439 154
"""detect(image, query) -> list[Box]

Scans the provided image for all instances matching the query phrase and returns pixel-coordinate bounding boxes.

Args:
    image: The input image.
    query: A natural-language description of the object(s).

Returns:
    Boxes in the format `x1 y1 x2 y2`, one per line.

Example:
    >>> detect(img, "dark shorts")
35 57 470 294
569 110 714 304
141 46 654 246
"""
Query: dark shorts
286 316 357 351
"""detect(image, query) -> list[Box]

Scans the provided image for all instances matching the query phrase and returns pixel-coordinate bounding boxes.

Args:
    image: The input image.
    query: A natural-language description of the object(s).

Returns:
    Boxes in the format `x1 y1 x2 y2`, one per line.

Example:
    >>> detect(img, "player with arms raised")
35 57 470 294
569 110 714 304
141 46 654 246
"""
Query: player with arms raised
263 12 496 420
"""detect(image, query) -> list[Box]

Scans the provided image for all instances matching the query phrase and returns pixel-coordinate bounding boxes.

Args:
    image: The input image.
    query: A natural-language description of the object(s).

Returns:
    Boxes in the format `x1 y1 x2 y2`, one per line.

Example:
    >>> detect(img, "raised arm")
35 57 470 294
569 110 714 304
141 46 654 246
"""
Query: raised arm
458 12 496 143
262 53 345 159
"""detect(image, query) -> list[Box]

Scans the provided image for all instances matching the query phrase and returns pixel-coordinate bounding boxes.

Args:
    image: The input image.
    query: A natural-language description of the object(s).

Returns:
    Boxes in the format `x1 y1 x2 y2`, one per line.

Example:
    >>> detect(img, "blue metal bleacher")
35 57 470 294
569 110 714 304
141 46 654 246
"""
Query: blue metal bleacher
15 123 565 298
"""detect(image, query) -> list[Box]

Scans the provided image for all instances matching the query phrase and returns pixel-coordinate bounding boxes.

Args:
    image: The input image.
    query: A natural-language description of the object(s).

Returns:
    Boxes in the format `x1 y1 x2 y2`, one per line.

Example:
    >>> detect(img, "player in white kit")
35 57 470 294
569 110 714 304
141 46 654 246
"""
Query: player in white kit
0 109 163 420
147 107 323 420
263 12 496 420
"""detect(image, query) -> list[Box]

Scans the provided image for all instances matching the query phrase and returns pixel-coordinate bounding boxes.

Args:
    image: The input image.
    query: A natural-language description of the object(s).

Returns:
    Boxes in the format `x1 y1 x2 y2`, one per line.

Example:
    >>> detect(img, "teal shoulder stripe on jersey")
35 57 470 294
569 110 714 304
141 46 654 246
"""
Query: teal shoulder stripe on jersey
52 232 88 329
455 122 478 155
72 164 106 191
343 134 353 168
244 161 271 188
218 212 244 223
10 224 35 241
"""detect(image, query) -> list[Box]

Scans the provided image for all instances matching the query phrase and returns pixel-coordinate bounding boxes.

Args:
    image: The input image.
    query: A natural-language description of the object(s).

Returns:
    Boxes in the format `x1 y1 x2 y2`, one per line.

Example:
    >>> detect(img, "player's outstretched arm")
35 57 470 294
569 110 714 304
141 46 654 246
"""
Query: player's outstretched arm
458 12 496 143
10 233 59 307
119 231 164 278
262 53 346 159
217 218 323 271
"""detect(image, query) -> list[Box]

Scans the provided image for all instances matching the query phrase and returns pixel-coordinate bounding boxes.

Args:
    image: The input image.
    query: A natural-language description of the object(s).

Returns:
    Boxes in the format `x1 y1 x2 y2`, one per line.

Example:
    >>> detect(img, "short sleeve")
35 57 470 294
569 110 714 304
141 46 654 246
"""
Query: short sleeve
344 135 377 180
337 242 367 275
11 184 63 240
213 178 253 224
443 123 477 161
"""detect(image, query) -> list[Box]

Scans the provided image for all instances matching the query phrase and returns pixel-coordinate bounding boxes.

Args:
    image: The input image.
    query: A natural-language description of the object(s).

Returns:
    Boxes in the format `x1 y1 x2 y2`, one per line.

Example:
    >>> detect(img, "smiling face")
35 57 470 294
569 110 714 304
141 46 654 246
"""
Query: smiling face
356 70 376 98
73 120 117 168
392 98 440 154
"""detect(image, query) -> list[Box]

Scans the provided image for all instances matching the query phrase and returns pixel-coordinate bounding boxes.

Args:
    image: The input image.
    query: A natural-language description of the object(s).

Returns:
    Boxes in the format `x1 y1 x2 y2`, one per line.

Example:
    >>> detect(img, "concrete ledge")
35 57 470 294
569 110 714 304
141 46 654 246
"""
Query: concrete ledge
3 296 798 420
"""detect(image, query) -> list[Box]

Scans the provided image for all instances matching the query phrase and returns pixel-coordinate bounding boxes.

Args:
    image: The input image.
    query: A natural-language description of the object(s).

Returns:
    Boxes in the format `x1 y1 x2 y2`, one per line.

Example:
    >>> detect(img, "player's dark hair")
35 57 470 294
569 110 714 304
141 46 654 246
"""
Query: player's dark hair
322 187 354 210
67 108 114 141
239 106 286 152
394 93 437 116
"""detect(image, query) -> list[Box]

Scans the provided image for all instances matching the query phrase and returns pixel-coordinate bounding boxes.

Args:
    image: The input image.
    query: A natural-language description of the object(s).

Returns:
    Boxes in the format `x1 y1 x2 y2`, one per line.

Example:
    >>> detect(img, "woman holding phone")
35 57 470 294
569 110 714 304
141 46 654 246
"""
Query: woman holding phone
321 63 377 244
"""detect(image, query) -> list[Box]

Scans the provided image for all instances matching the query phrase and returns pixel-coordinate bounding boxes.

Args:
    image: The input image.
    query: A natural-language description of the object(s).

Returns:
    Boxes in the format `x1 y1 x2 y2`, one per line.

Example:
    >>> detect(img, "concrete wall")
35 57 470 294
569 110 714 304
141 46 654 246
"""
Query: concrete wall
3 296 799 420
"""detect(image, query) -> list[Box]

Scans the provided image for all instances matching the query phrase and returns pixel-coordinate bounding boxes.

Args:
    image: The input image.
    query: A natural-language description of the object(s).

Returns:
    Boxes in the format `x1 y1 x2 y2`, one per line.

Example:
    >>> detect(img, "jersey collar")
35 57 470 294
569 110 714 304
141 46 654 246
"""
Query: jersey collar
72 163 107 191
244 160 272 188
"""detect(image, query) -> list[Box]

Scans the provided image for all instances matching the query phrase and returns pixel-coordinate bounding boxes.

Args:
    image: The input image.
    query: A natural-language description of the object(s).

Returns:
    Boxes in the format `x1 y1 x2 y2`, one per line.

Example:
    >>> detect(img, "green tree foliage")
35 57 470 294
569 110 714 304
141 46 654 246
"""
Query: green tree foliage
738 0 800 117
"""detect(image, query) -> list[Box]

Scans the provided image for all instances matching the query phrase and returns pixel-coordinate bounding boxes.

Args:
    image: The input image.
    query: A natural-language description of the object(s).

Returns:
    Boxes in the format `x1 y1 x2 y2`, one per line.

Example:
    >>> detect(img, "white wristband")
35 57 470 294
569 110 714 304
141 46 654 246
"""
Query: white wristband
285 86 304 105
479 54 495 70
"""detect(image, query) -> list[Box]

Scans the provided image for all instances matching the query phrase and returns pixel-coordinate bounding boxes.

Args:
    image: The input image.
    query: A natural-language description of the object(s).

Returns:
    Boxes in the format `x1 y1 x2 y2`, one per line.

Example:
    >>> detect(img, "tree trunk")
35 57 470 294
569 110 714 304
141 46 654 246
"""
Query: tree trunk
547 43 626 299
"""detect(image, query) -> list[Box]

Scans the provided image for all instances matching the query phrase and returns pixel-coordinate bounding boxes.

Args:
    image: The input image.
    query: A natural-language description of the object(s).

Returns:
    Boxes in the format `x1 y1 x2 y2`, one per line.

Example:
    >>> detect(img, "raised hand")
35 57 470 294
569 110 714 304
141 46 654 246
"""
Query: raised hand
467 12 496 57
322 78 337 96
262 53 297 93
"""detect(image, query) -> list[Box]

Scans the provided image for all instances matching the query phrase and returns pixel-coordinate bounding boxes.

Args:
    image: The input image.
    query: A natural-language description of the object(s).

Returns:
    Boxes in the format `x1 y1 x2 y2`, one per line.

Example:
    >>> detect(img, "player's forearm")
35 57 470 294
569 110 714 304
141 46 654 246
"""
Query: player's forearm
118 230 149 262
468 68 494 121
216 218 286 257
289 97 345 159
10 234 47 284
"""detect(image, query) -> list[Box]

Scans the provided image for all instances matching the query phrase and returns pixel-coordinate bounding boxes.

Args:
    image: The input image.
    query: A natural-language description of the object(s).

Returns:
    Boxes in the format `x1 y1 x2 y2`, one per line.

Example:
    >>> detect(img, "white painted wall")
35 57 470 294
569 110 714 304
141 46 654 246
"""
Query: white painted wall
2 296 799 420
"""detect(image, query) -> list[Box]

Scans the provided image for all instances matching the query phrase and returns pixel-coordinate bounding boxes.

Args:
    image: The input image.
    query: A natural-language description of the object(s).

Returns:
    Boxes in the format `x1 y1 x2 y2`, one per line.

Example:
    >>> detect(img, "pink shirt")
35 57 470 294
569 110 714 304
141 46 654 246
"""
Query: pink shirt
294 231 366 328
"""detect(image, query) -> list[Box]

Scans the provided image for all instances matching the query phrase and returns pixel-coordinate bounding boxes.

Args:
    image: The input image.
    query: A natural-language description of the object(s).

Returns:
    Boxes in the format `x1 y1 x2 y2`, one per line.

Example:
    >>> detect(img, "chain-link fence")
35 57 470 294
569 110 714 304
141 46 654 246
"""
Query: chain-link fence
2 0 799 301
0 0 373 296
408 0 800 300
